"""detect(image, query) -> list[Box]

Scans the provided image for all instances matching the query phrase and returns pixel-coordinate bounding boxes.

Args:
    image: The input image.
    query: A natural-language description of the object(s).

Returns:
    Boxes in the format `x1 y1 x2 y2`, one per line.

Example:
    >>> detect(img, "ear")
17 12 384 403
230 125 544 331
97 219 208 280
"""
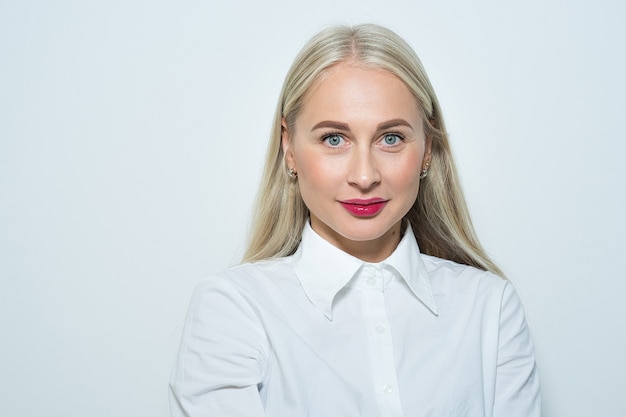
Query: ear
423 134 433 167
281 118 296 171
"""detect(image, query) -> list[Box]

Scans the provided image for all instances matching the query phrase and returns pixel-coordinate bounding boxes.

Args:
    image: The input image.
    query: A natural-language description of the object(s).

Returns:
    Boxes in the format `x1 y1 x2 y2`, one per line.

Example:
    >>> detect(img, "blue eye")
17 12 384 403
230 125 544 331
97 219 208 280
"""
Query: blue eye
324 134 344 146
383 134 402 145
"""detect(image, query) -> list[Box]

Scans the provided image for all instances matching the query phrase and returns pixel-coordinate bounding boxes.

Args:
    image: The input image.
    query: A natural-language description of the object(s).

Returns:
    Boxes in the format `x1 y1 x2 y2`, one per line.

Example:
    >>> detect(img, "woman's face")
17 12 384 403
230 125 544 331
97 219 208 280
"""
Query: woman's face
282 62 431 262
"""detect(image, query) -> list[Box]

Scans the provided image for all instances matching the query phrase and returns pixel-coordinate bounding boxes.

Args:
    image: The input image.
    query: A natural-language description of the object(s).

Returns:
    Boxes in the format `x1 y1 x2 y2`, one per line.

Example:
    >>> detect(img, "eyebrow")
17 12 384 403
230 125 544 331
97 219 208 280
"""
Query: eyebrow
310 118 413 132
311 121 350 131
377 118 413 130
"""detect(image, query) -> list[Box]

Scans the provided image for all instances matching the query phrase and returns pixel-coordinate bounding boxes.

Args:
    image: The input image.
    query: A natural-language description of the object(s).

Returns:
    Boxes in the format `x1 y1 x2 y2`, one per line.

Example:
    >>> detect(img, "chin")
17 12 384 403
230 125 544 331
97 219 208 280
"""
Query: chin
337 221 399 242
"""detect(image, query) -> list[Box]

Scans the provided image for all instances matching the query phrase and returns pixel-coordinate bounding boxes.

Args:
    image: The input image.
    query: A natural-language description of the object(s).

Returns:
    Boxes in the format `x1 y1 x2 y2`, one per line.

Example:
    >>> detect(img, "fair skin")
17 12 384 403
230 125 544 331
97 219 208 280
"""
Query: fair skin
282 62 432 262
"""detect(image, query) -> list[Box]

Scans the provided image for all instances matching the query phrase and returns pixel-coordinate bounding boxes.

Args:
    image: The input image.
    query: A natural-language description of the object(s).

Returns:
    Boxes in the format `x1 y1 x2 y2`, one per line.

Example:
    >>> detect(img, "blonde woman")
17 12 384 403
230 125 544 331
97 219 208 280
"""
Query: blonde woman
170 24 540 417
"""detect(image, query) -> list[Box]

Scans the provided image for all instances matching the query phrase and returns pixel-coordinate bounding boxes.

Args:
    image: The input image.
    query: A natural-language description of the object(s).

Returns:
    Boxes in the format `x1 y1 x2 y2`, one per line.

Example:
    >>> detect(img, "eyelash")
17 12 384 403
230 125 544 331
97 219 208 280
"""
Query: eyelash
381 133 405 146
320 131 345 147
320 132 406 148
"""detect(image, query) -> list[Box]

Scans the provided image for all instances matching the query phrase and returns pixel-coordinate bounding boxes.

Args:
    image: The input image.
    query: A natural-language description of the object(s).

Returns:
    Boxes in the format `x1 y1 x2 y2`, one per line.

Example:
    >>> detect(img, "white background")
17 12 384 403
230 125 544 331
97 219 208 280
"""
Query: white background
1 0 625 416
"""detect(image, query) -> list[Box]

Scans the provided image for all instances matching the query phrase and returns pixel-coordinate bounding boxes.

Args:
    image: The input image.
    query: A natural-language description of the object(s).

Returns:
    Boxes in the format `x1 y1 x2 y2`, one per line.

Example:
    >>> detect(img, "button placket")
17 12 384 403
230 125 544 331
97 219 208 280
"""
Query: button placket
363 266 381 288
368 267 404 416
363 266 377 287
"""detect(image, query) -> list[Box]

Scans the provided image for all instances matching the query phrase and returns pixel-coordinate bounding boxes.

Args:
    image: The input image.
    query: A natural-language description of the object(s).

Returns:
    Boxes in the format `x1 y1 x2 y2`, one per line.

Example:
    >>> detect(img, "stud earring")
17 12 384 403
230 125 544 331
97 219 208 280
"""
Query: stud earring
420 161 430 179
287 167 297 178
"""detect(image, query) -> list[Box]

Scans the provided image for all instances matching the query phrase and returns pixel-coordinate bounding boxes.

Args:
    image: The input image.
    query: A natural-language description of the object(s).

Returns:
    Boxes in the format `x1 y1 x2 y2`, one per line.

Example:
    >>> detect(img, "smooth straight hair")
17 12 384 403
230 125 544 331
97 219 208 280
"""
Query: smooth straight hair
243 23 503 277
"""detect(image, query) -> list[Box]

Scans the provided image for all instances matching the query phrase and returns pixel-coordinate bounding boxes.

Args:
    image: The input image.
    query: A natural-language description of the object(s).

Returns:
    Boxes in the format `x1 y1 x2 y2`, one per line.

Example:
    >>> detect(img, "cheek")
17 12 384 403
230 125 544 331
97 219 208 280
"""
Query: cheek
294 151 337 200
391 151 422 194
295 149 340 183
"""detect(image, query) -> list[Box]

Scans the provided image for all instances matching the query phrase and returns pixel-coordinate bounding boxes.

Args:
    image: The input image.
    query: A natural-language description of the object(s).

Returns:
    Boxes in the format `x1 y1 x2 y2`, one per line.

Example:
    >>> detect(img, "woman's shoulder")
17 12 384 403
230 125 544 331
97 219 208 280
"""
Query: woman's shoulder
209 256 293 280
193 257 297 296
419 253 508 299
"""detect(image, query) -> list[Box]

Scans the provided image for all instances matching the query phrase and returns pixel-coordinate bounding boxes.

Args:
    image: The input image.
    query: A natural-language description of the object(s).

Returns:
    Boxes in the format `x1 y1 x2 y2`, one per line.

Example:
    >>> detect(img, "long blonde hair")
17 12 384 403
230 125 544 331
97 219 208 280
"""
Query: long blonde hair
242 24 503 277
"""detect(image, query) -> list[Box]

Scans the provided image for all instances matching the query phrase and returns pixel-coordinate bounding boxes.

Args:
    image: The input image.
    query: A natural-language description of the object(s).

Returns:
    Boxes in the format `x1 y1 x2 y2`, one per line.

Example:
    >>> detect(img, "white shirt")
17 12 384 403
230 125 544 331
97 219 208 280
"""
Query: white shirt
169 223 540 416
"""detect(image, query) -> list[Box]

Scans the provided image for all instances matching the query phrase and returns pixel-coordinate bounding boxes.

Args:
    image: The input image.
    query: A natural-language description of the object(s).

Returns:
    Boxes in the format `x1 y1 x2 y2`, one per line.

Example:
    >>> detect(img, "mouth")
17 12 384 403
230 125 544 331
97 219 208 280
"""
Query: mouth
339 198 388 217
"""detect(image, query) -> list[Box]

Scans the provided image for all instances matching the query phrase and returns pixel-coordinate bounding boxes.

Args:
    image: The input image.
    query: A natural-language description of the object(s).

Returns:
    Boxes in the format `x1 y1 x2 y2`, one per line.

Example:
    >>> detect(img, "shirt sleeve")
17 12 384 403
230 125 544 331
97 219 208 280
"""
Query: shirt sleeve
169 277 268 417
493 283 541 417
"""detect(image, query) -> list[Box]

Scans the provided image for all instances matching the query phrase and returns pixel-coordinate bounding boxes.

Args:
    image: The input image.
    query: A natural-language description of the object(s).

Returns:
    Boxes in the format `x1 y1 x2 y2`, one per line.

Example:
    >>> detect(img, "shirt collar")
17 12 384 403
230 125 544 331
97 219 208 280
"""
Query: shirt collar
292 221 438 320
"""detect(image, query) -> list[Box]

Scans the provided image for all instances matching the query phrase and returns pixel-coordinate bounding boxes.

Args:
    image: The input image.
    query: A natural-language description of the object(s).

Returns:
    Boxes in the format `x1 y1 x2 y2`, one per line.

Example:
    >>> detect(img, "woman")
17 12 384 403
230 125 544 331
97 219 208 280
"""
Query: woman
170 24 540 416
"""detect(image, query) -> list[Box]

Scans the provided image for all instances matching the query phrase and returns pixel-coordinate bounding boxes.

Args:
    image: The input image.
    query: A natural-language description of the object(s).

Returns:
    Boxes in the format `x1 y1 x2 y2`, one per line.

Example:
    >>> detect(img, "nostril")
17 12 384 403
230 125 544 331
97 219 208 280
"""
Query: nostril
347 153 381 189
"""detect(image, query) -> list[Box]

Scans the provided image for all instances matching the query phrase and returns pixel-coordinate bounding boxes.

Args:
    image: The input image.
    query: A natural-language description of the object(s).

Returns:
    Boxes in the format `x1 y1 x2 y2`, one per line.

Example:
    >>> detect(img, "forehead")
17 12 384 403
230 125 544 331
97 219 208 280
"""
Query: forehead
297 62 423 126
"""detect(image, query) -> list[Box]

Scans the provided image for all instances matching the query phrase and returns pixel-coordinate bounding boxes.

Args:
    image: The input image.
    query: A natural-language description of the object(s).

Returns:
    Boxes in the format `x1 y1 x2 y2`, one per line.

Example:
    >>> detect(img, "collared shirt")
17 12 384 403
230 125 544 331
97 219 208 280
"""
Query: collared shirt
169 223 540 417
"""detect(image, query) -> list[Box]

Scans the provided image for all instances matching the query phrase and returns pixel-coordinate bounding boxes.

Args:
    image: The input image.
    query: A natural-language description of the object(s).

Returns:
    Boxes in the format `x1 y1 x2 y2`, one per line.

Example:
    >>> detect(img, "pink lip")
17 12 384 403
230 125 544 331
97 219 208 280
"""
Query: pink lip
339 198 388 217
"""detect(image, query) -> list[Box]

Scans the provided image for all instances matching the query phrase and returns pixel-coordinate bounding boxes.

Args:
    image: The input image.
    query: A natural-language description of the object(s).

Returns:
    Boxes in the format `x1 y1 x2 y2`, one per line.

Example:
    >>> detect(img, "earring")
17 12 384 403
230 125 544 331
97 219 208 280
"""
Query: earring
287 167 297 178
420 162 430 179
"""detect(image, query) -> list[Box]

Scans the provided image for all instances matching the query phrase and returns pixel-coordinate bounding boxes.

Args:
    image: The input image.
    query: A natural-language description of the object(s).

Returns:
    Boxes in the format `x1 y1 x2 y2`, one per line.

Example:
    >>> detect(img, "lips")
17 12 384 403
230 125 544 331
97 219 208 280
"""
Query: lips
339 198 388 217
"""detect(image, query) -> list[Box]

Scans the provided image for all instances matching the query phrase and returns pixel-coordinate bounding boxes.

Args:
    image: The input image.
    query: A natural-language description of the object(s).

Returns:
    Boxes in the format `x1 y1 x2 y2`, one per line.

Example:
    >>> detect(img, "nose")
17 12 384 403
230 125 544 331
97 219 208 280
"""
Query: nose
347 147 381 190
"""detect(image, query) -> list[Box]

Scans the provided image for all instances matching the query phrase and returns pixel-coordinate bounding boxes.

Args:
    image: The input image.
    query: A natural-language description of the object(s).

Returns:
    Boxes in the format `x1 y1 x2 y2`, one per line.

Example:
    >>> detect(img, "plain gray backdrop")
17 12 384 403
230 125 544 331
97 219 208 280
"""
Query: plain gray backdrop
1 0 625 416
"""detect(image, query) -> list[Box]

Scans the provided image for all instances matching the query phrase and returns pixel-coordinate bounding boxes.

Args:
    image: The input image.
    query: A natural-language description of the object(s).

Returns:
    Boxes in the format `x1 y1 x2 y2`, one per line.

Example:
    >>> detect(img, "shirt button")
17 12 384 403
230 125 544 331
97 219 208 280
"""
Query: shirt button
375 325 386 334
366 277 376 287
364 267 376 277
383 384 393 394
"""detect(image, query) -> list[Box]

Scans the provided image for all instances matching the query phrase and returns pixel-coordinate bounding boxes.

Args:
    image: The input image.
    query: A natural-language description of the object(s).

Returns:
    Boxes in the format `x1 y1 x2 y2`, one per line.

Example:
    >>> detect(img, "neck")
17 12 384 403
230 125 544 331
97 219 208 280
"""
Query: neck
310 219 403 263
